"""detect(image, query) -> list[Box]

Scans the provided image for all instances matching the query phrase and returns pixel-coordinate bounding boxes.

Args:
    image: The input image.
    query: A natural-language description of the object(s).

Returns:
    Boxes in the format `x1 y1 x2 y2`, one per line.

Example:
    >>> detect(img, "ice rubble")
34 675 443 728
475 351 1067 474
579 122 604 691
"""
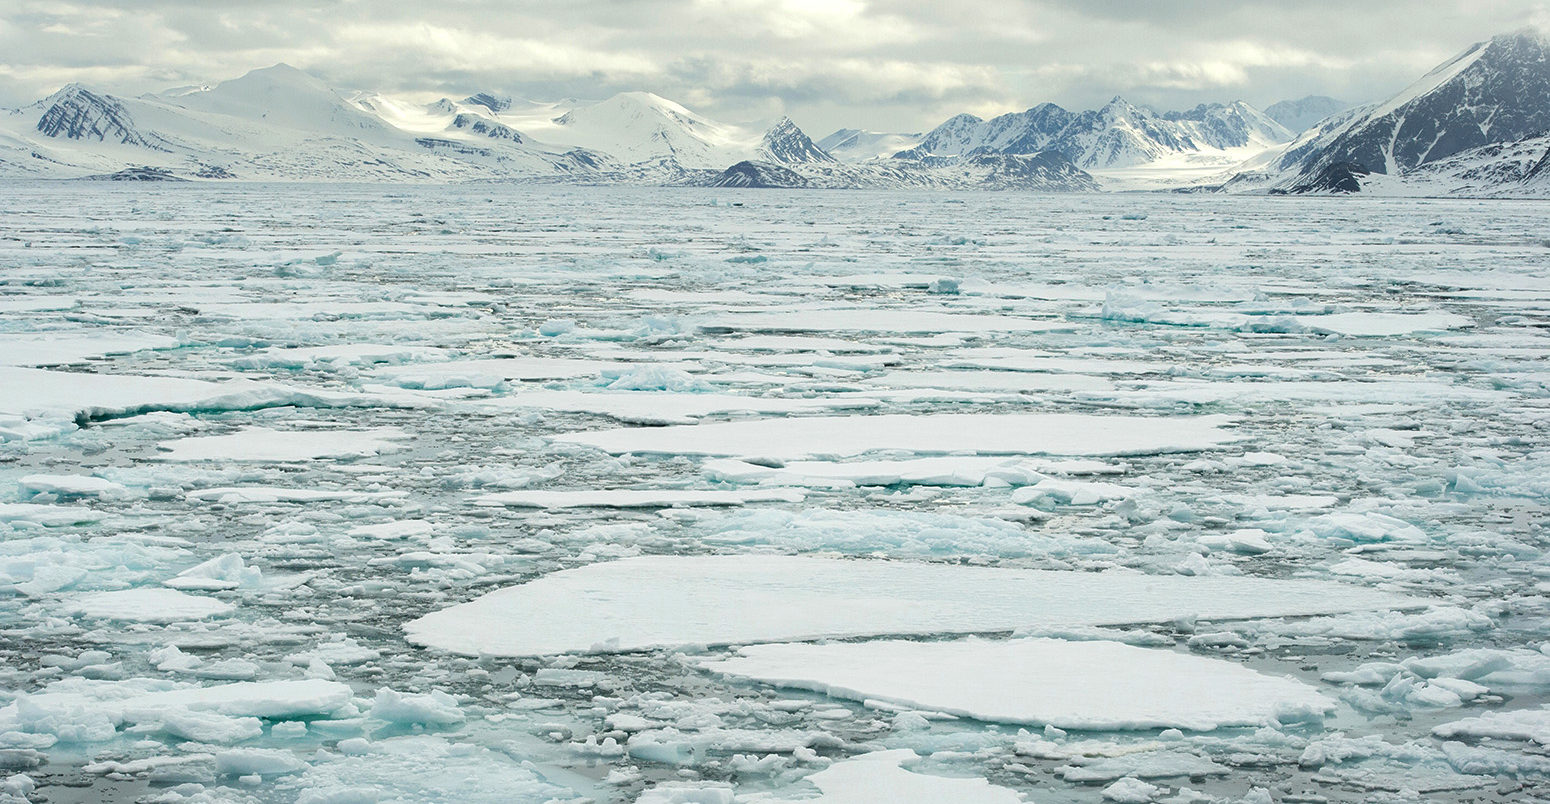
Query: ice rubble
557 413 1240 460
405 555 1416 657
701 637 1333 731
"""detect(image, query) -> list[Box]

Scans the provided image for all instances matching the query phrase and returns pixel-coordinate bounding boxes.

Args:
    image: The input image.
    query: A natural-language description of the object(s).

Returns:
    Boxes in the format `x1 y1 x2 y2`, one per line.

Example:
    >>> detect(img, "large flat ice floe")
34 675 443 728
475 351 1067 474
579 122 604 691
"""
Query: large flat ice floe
761 749 1023 804
0 366 403 440
471 487 806 508
701 637 1333 731
404 555 1418 657
702 308 1076 334
156 426 411 462
556 413 1240 460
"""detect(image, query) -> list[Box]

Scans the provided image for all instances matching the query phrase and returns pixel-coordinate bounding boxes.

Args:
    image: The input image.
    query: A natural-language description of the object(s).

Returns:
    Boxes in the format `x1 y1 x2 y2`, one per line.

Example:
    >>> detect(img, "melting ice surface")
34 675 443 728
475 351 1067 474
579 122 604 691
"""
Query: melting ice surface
0 183 1547 803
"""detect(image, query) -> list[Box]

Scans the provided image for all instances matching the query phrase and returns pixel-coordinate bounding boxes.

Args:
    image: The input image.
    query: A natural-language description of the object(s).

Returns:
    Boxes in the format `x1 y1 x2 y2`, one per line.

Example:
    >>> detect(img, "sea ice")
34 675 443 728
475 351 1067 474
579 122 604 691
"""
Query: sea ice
766 749 1024 804
557 413 1240 460
701 637 1333 731
67 588 234 622
156 426 411 462
471 488 806 508
405 555 1416 657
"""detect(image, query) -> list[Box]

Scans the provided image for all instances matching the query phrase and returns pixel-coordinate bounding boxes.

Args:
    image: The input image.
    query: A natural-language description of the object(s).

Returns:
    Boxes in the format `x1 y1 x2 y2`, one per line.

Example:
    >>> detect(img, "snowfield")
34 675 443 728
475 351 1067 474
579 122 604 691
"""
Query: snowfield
1 182 1548 803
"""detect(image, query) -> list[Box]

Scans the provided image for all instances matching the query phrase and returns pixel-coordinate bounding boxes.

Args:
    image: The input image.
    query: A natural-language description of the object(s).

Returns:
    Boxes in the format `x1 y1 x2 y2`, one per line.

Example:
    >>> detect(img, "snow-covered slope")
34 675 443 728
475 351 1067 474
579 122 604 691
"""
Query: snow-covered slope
1263 96 1350 133
894 98 1291 173
1259 29 1550 195
816 128 923 162
706 150 1098 191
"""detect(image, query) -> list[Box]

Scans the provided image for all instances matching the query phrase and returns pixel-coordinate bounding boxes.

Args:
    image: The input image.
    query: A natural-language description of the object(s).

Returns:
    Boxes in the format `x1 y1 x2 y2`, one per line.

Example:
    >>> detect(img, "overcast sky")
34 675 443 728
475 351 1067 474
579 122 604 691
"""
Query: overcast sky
2 1 1547 135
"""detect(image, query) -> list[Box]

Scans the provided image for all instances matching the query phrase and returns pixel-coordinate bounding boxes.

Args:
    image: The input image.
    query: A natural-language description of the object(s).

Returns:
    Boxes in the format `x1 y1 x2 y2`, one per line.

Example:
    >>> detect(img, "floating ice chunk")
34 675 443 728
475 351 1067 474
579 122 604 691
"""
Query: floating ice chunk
1196 529 1274 555
405 555 1416 657
346 520 437 540
0 503 108 527
216 748 307 777
185 487 405 504
0 366 405 441
1296 312 1473 336
703 638 1332 731
229 344 450 370
599 364 710 392
286 735 572 803
704 456 1118 488
0 678 353 743
637 783 735 803
1301 512 1427 543
699 508 1113 558
1011 478 1136 506
17 474 128 499
703 308 1076 334
368 689 465 727
471 488 805 509
1433 707 1550 745
1102 777 1161 803
157 427 410 462
557 413 1240 461
764 749 1023 804
868 370 1115 393
370 357 625 389
0 332 180 367
68 588 233 623
164 554 264 591
472 390 876 426
159 709 264 744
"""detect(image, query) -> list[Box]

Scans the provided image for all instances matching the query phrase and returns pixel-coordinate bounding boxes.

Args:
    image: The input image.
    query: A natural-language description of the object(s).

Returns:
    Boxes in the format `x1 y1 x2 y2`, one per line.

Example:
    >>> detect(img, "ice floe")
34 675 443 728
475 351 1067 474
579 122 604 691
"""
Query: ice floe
405 555 1416 657
701 637 1333 731
557 413 1240 460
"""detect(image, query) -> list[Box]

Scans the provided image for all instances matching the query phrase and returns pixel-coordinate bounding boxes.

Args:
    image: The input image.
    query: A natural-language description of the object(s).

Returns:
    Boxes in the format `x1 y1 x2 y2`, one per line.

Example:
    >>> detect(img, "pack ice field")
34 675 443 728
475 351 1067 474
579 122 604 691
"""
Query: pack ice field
0 183 1548 804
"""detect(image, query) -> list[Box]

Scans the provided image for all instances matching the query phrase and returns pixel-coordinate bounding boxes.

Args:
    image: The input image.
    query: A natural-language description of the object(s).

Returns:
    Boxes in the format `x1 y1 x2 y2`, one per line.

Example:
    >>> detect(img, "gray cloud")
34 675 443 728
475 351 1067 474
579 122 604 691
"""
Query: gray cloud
2 0 1546 136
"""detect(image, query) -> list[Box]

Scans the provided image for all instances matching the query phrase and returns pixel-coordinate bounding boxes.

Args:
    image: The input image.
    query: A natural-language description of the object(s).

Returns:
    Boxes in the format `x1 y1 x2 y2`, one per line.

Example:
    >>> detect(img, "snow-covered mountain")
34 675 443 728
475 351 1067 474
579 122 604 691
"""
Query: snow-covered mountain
816 128 924 162
893 98 1291 171
1263 96 1349 133
1249 29 1550 195
706 150 1098 191
0 64 1104 189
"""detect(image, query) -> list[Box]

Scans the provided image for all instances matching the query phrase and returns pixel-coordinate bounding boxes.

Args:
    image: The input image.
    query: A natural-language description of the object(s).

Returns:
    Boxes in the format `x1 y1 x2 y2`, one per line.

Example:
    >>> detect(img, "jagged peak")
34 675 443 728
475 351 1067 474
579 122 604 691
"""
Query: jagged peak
462 92 512 113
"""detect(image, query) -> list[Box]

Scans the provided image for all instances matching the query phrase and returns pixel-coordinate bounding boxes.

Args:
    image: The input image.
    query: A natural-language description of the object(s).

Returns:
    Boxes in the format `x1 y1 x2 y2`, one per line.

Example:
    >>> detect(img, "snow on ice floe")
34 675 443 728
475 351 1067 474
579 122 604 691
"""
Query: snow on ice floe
469 389 878 425
703 456 1119 488
227 343 451 370
0 677 353 743
0 332 181 367
556 413 1240 461
17 474 129 498
156 426 411 462
472 487 806 509
184 487 406 504
1294 311 1474 336
701 637 1333 731
404 555 1416 657
703 308 1077 334
697 508 1115 557
735 749 1022 804
0 366 408 440
369 357 639 389
282 735 573 803
66 588 234 622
